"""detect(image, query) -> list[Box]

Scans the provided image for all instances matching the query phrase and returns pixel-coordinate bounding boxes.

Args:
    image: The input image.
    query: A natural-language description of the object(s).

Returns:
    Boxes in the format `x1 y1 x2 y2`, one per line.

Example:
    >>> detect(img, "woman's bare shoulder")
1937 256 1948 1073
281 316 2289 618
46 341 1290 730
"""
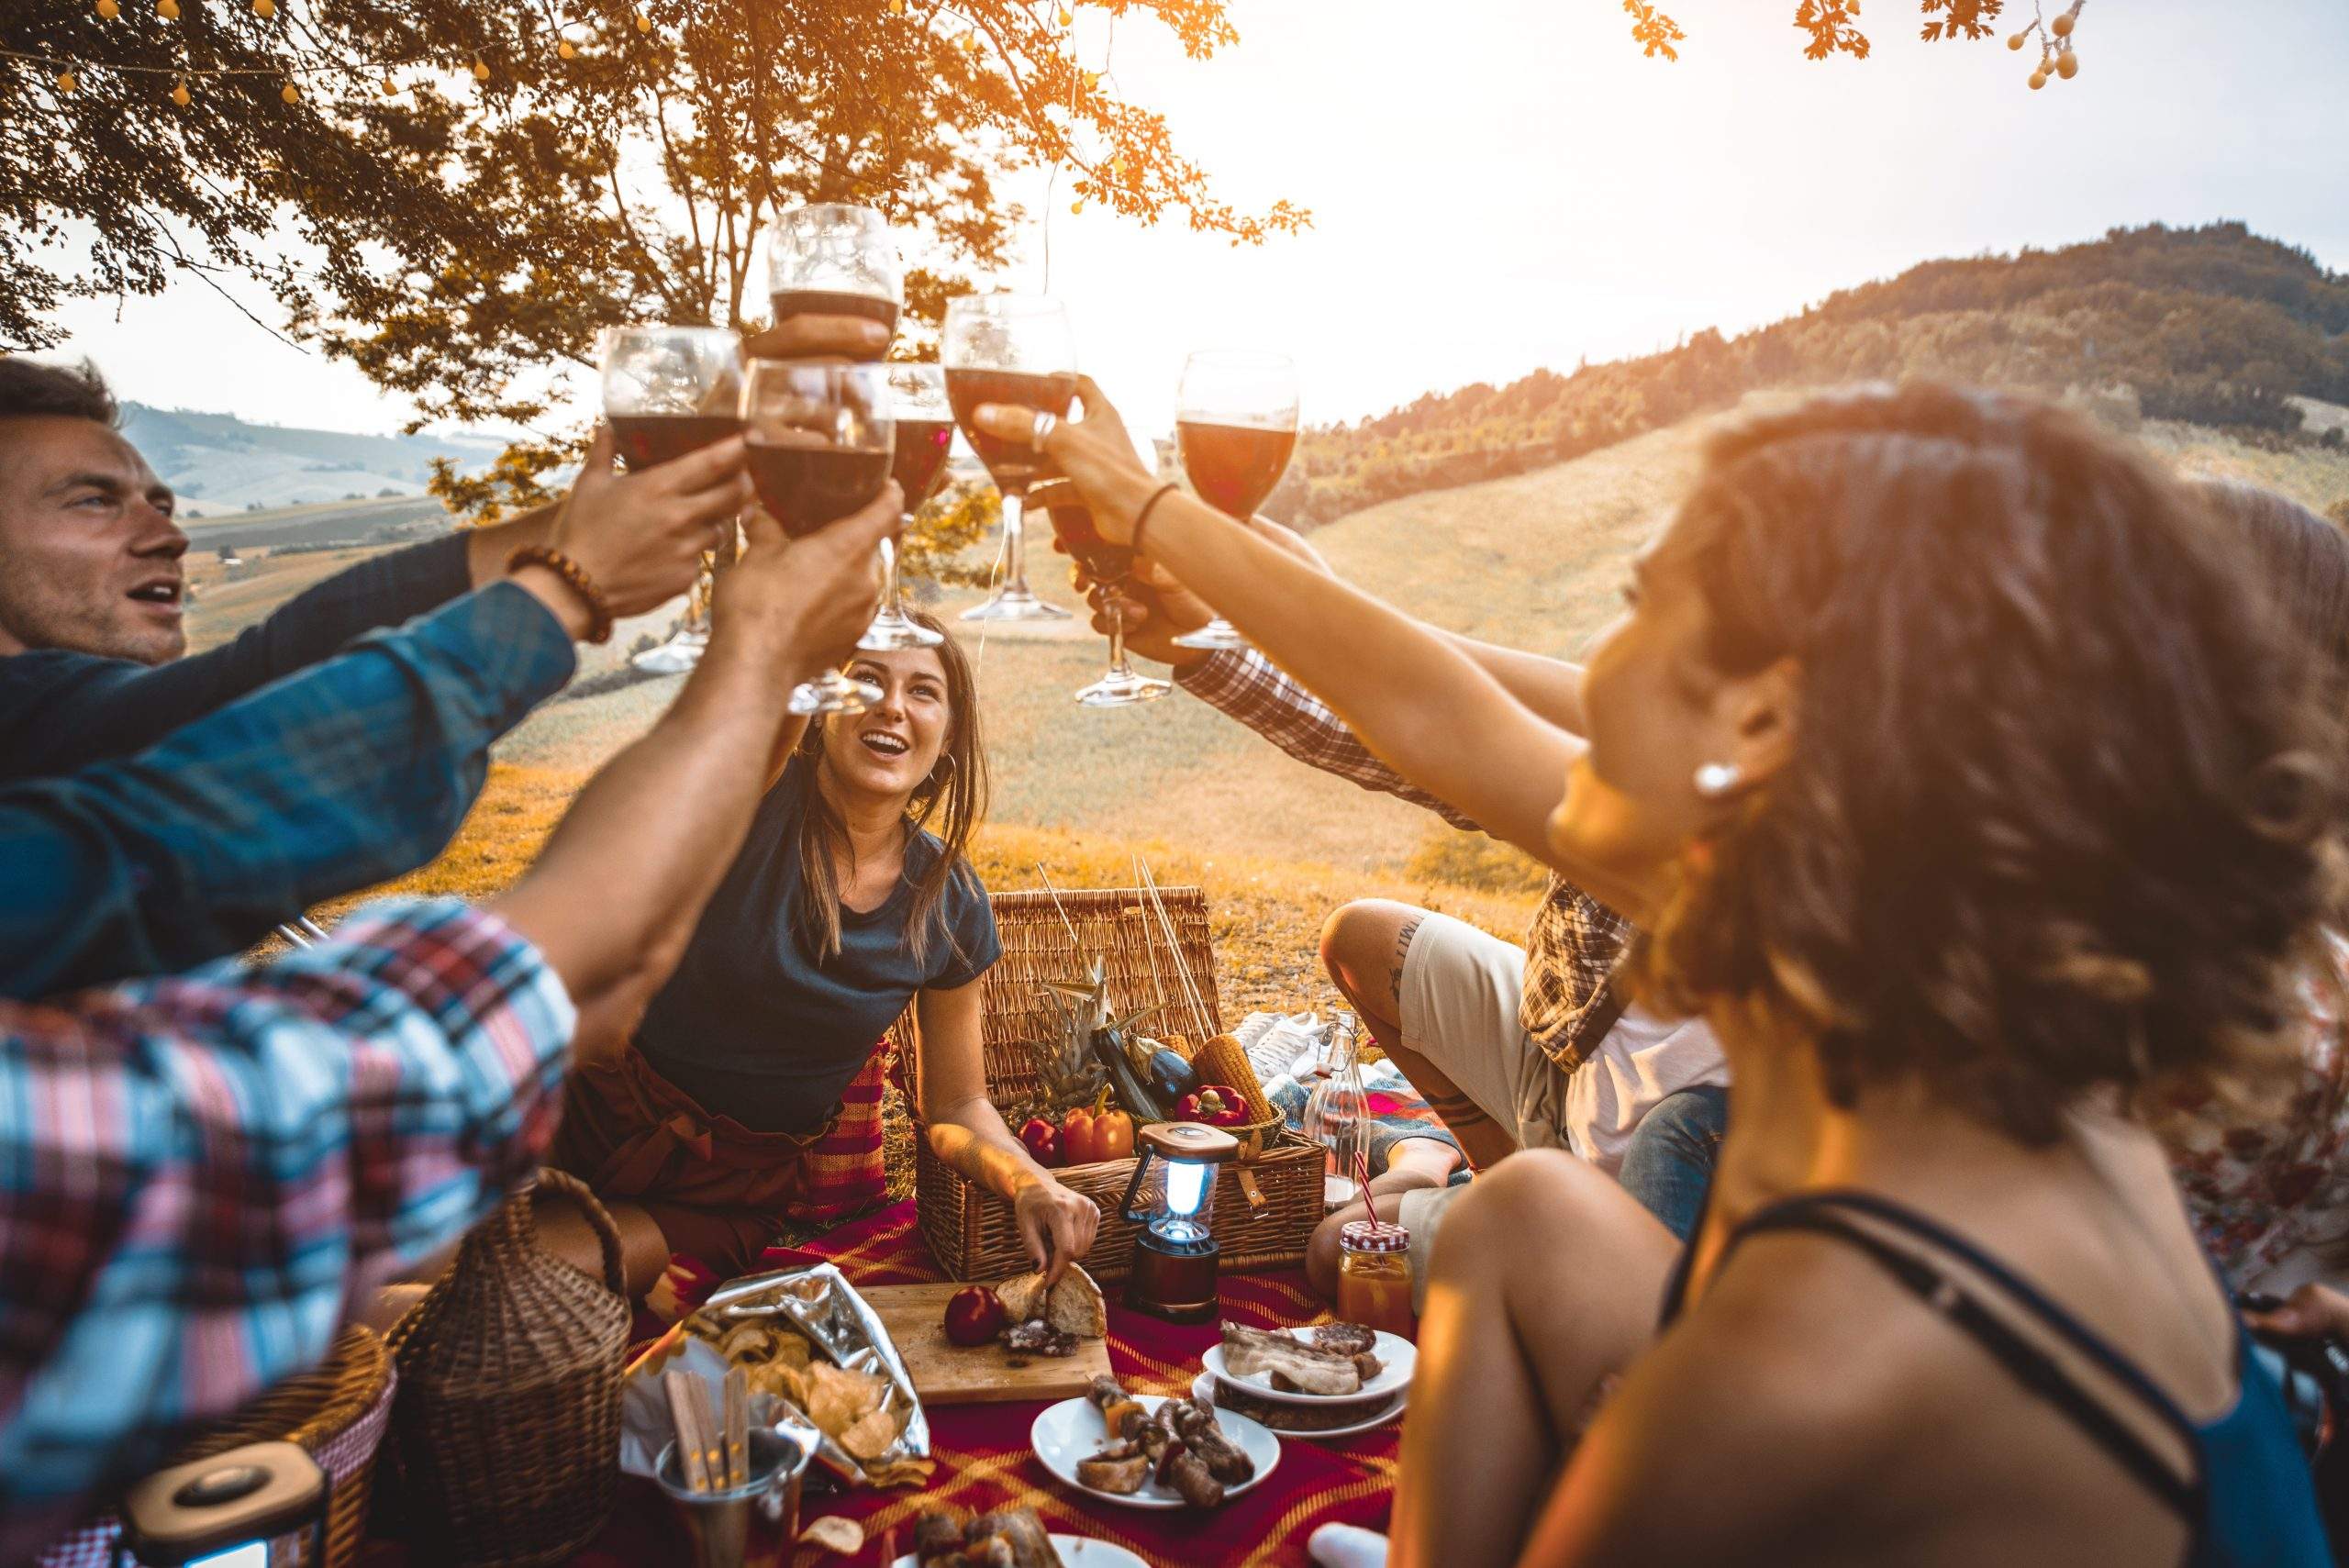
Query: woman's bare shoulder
1524 1229 1978 1566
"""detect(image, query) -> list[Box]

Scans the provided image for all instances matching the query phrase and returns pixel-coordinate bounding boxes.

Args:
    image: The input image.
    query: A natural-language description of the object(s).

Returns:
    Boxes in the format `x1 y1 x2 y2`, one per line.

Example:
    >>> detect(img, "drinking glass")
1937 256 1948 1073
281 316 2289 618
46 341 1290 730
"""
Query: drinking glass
740 361 895 715
1173 349 1299 652
942 293 1076 622
600 325 745 674
1031 477 1171 707
863 365 952 651
764 204 902 343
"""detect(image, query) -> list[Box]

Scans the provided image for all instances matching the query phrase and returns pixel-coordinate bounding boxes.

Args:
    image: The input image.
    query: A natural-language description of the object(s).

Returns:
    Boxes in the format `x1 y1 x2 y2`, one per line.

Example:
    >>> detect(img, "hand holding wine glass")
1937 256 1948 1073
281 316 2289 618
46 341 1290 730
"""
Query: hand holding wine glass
710 475 898 683
943 294 1082 621
1031 477 1170 706
740 361 897 715
765 204 902 347
1171 350 1299 651
599 324 750 672
543 423 751 623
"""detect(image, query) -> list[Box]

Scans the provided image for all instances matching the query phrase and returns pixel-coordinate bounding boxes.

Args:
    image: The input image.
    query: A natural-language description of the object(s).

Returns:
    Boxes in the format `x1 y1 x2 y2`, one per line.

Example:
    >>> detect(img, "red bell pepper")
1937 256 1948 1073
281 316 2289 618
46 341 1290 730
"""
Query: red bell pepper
1174 1084 1250 1128
1019 1116 1063 1167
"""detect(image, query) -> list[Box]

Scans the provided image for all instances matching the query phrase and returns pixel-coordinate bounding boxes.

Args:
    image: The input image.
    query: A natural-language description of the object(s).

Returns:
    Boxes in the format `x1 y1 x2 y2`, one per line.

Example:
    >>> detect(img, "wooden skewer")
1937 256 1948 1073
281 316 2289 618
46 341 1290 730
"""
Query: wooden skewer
664 1370 712 1493
723 1367 750 1489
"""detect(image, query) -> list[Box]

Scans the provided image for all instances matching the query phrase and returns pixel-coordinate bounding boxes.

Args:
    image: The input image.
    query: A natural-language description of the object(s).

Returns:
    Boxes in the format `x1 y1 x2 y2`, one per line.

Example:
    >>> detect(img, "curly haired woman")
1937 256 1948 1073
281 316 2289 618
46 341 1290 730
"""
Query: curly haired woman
981 383 2335 1566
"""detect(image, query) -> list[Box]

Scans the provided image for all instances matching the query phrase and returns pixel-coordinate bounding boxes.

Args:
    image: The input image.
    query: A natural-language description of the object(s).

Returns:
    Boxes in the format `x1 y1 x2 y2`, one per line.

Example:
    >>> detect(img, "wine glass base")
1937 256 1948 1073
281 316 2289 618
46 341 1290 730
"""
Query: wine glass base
788 674 885 716
1171 618 1249 651
1075 672 1174 707
960 585 1072 622
857 611 946 651
631 637 707 675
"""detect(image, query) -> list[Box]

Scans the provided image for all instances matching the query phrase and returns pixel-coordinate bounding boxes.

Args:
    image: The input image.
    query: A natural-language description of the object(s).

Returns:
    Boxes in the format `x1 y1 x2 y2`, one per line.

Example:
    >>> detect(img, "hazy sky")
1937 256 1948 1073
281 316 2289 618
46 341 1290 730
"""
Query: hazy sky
39 0 2349 445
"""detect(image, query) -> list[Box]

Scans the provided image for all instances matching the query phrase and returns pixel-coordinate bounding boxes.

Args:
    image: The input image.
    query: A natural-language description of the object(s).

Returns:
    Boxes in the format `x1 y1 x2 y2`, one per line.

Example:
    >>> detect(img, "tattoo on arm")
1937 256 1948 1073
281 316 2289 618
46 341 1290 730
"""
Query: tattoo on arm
1422 1089 1494 1129
1390 917 1423 1006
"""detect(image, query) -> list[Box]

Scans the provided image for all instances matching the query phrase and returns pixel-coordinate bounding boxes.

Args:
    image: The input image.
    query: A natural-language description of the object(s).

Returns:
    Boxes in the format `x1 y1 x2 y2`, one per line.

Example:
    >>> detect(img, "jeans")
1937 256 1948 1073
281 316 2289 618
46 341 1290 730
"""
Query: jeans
1616 1084 1728 1242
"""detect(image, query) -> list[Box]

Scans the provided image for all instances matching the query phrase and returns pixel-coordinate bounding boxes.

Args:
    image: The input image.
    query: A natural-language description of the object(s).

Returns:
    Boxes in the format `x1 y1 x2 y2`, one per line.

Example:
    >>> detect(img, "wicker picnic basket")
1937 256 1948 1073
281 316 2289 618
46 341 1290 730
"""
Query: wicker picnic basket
903 885 1323 1284
381 1170 629 1568
37 1326 394 1568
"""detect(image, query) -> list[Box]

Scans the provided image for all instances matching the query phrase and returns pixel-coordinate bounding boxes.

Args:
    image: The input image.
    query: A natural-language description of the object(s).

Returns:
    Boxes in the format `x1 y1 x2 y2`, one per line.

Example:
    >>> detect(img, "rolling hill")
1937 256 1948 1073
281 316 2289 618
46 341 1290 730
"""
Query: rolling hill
120 403 503 517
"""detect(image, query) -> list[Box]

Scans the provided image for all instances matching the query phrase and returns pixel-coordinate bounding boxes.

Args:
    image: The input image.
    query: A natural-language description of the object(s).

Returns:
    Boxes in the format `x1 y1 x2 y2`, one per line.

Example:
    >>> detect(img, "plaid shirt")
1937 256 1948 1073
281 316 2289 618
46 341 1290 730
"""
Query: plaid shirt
0 897 573 1557
1179 649 1636 1069
0 582 575 1000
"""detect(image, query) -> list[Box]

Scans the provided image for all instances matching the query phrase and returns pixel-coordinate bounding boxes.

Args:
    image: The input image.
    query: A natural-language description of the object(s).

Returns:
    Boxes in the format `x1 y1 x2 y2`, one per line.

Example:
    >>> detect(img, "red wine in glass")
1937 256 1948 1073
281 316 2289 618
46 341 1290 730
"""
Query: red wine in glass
770 288 900 339
891 417 956 513
747 439 892 539
1036 485 1133 582
609 413 743 473
1176 420 1297 518
945 368 1077 499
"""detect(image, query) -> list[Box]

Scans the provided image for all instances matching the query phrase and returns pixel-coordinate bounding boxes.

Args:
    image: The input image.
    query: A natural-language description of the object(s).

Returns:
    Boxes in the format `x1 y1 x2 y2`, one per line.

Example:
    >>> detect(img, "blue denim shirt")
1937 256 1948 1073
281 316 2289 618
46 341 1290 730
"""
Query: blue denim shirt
0 581 574 998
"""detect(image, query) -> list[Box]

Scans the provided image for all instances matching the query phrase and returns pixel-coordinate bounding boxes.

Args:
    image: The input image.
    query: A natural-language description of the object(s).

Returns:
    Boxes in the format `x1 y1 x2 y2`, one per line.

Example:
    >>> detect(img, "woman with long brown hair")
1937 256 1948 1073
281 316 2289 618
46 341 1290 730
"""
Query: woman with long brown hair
549 612 1100 1294
977 384 2334 1565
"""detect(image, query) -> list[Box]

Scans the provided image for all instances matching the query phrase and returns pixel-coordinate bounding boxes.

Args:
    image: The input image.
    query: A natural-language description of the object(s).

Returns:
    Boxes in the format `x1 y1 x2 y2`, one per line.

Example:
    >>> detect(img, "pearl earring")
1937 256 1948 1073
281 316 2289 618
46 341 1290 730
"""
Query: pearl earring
1693 762 1742 799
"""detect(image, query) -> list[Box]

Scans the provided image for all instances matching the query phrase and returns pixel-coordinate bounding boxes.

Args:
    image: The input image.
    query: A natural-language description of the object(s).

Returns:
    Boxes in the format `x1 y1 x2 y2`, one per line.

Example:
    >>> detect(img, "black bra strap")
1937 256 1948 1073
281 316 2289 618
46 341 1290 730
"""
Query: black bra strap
1731 1203 2203 1521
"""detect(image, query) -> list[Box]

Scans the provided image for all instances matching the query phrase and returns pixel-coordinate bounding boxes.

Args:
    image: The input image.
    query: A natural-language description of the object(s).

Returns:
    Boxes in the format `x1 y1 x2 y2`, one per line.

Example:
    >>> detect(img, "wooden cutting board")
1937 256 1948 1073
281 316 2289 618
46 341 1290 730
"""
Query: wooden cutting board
863 1283 1114 1407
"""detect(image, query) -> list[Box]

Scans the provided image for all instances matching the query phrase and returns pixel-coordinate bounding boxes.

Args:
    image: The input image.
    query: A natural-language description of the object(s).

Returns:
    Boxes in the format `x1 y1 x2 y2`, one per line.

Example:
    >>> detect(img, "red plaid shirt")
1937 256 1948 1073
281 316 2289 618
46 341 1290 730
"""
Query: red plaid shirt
1178 649 1635 1069
0 897 573 1557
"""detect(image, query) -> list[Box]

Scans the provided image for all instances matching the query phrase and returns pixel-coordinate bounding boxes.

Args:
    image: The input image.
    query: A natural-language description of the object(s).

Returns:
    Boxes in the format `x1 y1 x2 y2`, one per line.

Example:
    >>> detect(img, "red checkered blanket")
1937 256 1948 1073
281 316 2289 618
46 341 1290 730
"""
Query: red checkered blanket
588 1200 1399 1568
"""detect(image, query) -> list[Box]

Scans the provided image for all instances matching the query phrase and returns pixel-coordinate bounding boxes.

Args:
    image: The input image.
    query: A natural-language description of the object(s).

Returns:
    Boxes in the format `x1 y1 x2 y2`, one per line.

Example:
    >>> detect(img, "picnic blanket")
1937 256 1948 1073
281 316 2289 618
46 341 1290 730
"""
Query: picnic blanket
574 1200 1400 1568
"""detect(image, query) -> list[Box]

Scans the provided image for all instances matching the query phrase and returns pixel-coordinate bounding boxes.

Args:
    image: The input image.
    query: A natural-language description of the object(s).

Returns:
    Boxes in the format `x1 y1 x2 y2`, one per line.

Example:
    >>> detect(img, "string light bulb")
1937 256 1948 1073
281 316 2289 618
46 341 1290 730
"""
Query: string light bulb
55 68 76 92
1082 69 1099 88
963 30 982 53
95 0 120 19
472 53 490 80
171 75 190 105
381 72 397 94
158 0 179 16
558 39 576 58
887 0 905 11
281 79 299 103
252 0 274 17
634 10 651 31
2056 48 2078 77
1070 200 1083 214
2028 66 2047 88
2052 9 2075 36
1058 6 1073 22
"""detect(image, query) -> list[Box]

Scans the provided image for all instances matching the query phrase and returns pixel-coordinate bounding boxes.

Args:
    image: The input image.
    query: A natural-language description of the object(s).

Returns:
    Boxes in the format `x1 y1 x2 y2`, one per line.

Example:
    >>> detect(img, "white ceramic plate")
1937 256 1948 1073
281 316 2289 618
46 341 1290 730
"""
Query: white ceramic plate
1030 1394 1280 1511
1199 1327 1416 1405
1189 1370 1403 1441
893 1535 1146 1568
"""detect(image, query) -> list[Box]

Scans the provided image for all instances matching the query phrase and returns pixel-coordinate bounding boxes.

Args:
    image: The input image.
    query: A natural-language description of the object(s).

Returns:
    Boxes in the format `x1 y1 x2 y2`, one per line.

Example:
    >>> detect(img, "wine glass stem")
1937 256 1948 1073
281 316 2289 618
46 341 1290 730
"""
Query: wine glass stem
879 529 907 620
1107 598 1136 679
683 551 715 635
1000 494 1032 596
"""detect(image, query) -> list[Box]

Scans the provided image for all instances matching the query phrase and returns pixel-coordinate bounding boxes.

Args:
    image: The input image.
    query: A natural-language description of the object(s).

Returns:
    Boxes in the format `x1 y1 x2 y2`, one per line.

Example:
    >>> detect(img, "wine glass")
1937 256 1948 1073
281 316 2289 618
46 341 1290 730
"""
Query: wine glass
600 325 745 674
942 293 1076 622
862 365 952 651
1031 477 1172 707
765 204 902 344
1173 350 1299 652
740 361 896 715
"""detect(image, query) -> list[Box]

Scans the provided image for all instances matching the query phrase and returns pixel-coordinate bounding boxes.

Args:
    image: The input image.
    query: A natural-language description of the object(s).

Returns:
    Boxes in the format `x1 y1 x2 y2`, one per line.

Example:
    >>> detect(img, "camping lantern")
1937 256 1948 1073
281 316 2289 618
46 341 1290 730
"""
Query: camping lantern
114 1440 326 1568
1117 1120 1241 1323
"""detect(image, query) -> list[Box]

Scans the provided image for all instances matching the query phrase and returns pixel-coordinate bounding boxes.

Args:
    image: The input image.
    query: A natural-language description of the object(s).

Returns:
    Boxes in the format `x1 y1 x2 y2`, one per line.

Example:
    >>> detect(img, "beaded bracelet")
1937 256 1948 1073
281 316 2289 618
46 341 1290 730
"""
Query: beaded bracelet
1129 481 1182 559
506 545 616 644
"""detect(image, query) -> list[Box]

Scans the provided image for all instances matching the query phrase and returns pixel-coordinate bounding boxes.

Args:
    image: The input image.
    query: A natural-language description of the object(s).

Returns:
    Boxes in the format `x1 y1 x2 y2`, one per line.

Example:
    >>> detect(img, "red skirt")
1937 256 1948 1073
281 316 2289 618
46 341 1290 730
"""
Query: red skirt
551 1040 900 1276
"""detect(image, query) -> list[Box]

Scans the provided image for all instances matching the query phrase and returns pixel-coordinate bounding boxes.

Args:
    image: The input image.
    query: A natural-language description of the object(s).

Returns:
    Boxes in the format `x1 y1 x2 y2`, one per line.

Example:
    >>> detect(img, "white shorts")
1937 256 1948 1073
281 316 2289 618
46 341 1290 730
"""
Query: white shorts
1396 912 1727 1173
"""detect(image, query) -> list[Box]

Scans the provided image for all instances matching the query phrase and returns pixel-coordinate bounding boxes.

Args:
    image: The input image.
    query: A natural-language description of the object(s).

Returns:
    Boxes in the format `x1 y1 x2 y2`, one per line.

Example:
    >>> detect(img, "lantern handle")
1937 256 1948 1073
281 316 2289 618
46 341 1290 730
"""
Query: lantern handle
1116 1145 1155 1227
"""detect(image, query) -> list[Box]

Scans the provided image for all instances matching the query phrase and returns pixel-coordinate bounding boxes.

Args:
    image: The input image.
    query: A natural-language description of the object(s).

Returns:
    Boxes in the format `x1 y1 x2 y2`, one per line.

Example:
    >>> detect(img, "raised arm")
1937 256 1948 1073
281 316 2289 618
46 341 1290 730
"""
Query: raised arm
0 428 747 781
488 484 897 1043
0 579 575 999
979 388 1645 915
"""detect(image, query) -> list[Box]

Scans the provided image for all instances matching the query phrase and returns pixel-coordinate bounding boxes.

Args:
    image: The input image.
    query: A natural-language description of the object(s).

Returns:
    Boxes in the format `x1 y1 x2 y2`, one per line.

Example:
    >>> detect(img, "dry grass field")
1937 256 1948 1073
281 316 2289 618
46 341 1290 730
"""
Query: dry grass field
199 392 2349 1015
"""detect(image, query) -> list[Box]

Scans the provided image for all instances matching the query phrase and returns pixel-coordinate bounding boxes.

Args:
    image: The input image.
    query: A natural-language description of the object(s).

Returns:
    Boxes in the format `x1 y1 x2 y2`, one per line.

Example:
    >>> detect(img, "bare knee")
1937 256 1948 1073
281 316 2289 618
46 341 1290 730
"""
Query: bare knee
1428 1150 1623 1278
1319 898 1429 1013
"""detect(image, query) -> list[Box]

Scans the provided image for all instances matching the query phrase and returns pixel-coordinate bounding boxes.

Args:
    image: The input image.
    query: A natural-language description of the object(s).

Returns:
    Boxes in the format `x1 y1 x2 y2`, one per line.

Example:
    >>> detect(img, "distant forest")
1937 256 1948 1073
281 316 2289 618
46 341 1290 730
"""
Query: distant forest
1273 223 2349 525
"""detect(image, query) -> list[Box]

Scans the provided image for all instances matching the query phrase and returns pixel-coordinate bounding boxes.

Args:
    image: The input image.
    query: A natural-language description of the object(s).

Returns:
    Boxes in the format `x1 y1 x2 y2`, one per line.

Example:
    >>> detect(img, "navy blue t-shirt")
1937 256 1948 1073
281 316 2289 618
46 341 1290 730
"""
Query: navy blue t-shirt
632 761 1000 1135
